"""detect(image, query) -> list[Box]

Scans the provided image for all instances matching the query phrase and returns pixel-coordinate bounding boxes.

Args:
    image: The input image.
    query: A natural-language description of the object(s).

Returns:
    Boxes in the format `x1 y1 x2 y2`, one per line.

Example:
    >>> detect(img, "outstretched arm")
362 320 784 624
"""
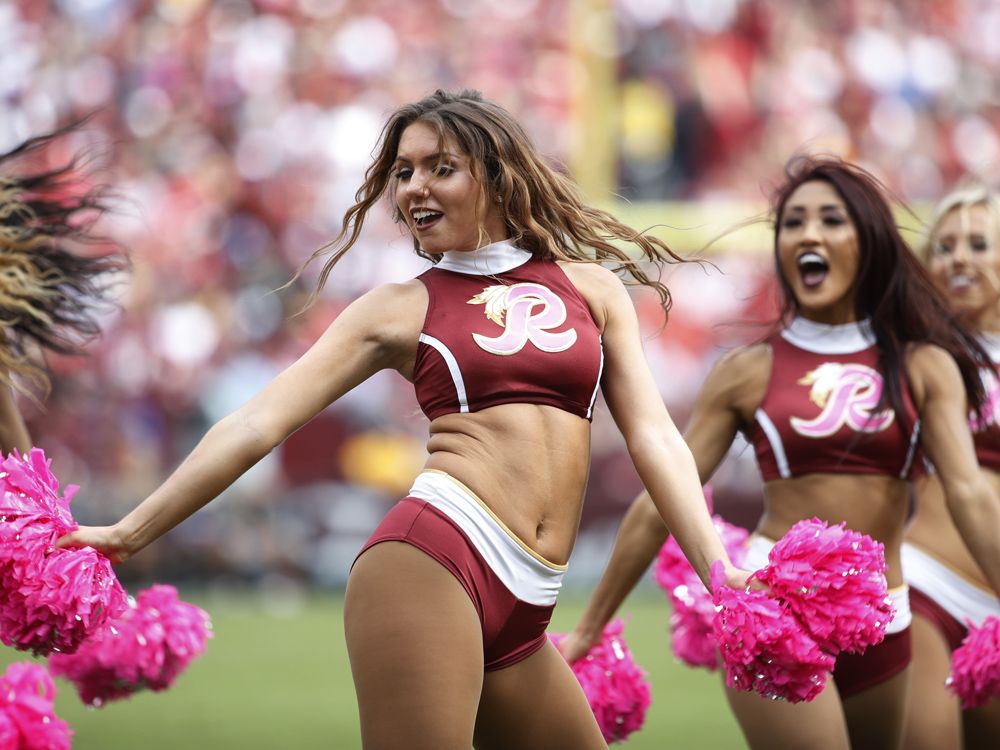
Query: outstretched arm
57 280 426 562
561 334 766 660
910 345 1000 596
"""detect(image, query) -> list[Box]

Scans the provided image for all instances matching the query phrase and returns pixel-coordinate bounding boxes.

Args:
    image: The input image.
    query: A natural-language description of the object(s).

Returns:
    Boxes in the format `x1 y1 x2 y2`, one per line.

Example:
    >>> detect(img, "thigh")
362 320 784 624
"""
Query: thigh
345 541 485 750
900 615 961 750
724 678 851 750
841 665 909 750
473 640 608 750
965 699 1000 750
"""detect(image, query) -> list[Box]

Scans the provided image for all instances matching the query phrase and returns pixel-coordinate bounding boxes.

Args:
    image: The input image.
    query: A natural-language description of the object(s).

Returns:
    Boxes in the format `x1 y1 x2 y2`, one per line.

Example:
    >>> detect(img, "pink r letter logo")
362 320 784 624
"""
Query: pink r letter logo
468 283 577 356
791 363 895 438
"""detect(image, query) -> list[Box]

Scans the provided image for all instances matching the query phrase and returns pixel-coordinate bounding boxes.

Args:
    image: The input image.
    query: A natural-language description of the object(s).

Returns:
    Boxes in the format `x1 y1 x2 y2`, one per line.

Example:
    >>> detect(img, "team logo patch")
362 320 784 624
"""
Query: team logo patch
791 362 894 437
468 283 577 355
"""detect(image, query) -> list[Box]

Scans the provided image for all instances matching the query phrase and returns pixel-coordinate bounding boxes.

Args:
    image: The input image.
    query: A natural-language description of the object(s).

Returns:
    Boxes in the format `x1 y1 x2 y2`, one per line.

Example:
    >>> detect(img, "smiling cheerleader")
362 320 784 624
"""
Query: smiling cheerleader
903 183 1000 749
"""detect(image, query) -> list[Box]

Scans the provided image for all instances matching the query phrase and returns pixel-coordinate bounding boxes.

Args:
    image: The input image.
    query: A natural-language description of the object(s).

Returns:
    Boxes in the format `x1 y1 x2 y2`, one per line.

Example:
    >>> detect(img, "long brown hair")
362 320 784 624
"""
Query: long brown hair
293 89 686 311
0 122 128 398
771 155 989 419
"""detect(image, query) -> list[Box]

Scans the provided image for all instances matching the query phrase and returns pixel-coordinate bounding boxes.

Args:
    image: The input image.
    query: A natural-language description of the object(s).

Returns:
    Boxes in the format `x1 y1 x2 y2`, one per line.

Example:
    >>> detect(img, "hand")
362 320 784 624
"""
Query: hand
720 565 765 592
558 627 602 665
55 525 132 565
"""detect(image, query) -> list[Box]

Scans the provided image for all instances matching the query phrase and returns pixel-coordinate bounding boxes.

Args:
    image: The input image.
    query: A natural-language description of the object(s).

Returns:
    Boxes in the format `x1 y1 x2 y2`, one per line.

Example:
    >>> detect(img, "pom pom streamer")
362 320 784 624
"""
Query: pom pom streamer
755 518 893 655
710 562 834 703
947 615 1000 709
49 584 213 707
550 620 651 743
0 448 126 656
0 661 71 750
654 514 749 670
709 519 892 702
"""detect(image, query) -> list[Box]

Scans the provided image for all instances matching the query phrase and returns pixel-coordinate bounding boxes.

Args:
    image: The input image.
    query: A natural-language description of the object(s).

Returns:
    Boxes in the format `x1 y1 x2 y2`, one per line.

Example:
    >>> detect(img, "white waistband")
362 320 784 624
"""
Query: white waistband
407 470 565 606
902 543 1000 628
745 535 910 633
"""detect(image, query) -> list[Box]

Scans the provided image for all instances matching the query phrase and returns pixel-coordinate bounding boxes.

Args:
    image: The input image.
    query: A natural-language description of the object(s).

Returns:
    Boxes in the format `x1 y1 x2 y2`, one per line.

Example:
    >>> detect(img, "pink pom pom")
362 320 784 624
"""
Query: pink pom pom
653 513 748 670
550 620 651 743
947 615 1000 709
0 662 71 750
49 584 213 707
755 518 892 654
711 562 834 703
0 448 127 656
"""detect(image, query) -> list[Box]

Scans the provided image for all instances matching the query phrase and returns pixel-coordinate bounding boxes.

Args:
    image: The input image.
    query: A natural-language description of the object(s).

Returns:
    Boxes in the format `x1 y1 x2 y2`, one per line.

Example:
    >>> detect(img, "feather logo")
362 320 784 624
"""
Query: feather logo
467 282 577 355
467 285 511 326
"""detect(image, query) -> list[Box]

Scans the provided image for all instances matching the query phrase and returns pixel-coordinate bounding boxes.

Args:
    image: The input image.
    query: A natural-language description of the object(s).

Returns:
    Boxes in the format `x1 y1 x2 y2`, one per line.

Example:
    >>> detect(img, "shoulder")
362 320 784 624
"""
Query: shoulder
331 279 427 347
556 260 631 331
703 343 772 408
905 343 963 406
556 259 624 291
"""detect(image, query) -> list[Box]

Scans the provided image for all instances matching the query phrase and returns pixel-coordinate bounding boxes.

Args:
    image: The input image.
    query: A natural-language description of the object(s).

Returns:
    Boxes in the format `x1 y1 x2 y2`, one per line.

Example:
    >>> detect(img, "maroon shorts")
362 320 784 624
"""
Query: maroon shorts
910 585 968 652
832 628 912 699
355 497 555 671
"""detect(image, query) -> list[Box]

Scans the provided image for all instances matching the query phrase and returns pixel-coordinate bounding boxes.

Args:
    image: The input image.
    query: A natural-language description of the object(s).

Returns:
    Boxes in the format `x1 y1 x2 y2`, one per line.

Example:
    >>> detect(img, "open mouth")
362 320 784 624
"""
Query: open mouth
797 252 829 289
948 273 975 292
411 208 443 230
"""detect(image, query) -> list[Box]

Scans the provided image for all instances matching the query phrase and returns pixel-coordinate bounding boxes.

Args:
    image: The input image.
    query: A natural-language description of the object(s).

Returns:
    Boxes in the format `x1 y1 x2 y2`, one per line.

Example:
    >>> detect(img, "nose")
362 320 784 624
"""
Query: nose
799 218 822 245
405 171 430 199
950 238 971 265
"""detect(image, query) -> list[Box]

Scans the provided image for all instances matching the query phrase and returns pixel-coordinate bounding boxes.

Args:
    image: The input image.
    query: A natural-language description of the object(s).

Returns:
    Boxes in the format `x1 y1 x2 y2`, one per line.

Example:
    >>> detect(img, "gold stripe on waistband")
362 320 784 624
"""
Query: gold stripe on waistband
422 469 569 571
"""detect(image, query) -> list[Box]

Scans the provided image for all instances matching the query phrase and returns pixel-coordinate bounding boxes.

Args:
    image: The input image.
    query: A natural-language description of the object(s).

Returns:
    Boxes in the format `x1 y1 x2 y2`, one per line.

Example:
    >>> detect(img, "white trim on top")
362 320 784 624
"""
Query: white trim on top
781 317 875 354
978 332 1000 363
754 408 792 479
585 337 605 419
435 240 532 276
418 334 469 413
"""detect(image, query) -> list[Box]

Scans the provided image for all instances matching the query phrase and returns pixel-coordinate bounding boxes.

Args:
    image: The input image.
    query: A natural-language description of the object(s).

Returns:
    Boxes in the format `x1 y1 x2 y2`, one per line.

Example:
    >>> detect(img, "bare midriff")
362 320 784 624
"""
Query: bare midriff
905 470 995 591
758 473 911 587
424 403 591 566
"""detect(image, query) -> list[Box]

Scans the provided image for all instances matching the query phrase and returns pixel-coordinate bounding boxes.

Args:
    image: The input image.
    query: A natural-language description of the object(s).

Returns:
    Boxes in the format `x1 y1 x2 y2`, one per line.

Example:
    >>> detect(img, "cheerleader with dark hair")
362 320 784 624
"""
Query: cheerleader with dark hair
0 123 127 453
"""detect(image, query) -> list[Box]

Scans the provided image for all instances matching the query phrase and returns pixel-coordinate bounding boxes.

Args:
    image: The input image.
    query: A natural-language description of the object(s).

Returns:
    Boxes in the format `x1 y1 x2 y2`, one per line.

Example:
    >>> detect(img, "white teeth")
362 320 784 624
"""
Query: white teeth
949 274 973 287
411 209 441 221
797 252 826 268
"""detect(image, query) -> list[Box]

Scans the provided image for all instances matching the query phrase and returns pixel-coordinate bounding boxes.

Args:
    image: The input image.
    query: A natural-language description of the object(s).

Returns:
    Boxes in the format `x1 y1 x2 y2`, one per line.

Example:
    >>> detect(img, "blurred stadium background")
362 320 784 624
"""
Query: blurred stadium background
2 0 999 746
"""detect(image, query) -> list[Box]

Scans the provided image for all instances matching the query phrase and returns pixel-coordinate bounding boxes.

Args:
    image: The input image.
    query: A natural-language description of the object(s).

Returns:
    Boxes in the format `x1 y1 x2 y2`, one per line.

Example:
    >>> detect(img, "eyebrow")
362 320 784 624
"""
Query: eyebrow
392 151 462 165
784 204 846 213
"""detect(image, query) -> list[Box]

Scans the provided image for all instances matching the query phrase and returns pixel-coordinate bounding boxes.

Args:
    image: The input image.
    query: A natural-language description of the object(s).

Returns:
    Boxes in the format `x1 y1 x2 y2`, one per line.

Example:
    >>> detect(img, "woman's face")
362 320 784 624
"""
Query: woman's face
777 180 861 324
393 120 508 255
928 203 1000 322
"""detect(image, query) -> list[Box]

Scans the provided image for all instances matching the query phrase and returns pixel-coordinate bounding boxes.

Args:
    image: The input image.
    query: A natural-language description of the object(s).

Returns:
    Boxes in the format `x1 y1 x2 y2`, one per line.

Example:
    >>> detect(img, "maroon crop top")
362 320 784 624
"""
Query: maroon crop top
412 241 604 422
750 318 923 482
970 334 1000 472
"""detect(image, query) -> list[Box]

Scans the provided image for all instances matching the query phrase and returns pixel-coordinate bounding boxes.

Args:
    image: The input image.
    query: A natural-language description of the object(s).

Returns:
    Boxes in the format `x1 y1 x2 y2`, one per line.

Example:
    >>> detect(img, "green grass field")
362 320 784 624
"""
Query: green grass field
1 592 748 749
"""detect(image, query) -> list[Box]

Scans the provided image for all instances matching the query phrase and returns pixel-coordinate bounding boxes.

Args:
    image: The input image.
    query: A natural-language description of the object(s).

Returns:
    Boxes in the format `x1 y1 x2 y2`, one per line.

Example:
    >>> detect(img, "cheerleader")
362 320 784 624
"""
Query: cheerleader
903 182 1000 749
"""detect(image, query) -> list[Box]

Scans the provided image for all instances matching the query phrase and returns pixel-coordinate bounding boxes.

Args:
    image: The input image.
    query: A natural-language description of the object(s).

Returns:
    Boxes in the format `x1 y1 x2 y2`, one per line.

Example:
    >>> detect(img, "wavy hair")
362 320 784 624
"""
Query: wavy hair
293 89 686 311
0 122 128 398
770 155 990 420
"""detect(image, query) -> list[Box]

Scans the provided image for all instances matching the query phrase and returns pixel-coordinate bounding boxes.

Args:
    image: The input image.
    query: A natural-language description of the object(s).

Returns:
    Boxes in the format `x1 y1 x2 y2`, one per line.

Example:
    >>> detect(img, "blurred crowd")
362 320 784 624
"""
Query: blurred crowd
2 0 996 592
616 0 1000 201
